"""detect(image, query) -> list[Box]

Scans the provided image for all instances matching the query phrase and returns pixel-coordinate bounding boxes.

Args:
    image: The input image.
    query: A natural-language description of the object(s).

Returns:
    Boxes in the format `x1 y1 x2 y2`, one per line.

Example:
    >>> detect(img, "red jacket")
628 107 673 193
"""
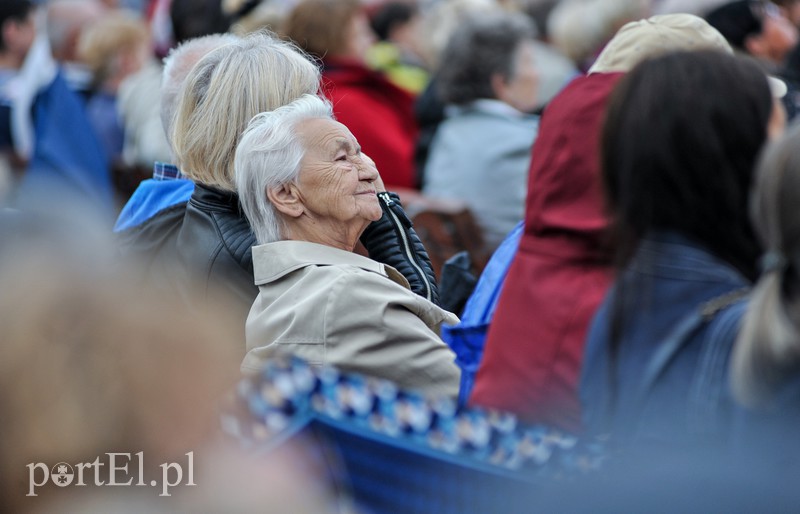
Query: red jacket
468 73 623 433
322 58 419 189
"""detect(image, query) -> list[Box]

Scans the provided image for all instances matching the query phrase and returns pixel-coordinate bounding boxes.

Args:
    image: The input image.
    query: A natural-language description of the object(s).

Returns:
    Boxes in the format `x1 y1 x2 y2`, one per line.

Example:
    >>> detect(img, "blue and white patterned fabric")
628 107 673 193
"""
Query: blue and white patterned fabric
223 356 604 514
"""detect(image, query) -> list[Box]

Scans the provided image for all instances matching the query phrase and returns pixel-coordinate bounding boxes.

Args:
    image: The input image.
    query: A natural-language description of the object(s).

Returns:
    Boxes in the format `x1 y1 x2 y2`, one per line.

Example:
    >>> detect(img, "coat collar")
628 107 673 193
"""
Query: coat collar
252 240 410 288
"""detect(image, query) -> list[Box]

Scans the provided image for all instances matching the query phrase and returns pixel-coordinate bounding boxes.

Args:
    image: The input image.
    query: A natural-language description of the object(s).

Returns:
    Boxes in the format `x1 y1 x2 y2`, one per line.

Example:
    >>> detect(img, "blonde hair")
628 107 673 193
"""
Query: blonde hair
77 12 149 89
732 124 800 408
160 33 240 148
171 31 320 191
548 0 649 67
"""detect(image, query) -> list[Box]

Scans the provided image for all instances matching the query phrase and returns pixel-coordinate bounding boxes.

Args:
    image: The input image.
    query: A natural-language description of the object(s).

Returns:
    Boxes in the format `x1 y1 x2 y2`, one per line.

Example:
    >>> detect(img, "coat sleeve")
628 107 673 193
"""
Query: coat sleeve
323 270 460 399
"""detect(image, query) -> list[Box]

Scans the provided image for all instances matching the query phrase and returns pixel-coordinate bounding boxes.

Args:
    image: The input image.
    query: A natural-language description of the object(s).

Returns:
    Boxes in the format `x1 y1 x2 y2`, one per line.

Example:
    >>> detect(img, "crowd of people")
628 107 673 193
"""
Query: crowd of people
3 0 800 511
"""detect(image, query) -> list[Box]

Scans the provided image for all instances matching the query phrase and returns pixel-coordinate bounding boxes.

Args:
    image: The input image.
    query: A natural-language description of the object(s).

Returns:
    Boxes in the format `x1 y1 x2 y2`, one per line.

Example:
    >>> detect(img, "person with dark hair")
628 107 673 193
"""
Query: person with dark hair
705 0 797 66
284 0 420 189
707 1 800 120
0 0 35 159
169 0 231 46
0 0 34 63
421 11 539 249
1 0 114 211
580 49 785 447
366 0 428 94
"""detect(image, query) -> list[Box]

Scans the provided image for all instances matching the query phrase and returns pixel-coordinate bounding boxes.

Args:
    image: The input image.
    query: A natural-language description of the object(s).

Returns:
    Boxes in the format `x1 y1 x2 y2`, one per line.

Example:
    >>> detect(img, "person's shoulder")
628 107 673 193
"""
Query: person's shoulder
317 262 415 301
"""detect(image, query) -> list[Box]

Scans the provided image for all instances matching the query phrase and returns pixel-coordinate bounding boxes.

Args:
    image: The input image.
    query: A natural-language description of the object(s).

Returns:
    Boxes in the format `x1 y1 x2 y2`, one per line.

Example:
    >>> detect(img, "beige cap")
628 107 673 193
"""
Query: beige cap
589 13 733 74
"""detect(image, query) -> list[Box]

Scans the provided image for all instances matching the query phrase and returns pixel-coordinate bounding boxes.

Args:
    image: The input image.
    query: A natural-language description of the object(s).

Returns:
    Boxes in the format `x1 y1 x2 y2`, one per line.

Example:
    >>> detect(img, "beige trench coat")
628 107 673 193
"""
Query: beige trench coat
242 240 461 398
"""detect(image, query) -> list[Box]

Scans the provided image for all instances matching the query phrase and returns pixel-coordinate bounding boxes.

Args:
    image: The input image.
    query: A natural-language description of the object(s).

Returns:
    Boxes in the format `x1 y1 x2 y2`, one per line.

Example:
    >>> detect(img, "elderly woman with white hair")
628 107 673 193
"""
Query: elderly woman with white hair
235 94 460 397
164 32 440 347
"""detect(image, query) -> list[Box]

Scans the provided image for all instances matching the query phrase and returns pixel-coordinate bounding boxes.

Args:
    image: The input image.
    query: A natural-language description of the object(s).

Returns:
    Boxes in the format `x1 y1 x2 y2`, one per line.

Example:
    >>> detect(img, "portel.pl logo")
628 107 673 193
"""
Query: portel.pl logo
27 452 195 497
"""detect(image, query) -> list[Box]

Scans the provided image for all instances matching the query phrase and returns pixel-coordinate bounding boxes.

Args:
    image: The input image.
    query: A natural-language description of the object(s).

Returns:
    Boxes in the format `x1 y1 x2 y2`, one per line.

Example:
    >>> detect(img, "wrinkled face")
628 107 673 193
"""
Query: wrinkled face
500 40 539 113
295 117 382 236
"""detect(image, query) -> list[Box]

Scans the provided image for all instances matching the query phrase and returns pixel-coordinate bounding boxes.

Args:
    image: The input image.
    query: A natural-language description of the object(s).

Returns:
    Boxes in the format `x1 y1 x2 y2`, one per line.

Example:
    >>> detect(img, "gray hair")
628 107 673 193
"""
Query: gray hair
731 123 800 408
235 94 333 245
437 11 536 105
46 0 106 60
160 33 240 150
171 31 320 191
548 0 649 67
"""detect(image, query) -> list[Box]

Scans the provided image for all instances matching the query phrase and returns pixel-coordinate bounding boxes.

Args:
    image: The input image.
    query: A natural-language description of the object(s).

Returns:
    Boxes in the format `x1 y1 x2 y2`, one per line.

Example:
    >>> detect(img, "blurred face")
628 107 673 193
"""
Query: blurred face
497 40 539 113
779 0 800 27
3 10 36 67
755 3 798 63
343 12 376 62
294 117 382 248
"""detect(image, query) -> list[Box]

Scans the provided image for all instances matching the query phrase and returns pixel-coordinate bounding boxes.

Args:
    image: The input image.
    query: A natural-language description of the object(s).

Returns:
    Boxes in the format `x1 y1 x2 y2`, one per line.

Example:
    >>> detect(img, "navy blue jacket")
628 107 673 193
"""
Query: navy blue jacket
581 231 749 447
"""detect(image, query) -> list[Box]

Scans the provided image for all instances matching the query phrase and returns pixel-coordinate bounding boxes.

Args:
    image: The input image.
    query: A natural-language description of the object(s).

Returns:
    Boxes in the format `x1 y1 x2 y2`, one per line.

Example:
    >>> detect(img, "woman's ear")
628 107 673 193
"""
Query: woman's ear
267 184 304 218
491 72 510 104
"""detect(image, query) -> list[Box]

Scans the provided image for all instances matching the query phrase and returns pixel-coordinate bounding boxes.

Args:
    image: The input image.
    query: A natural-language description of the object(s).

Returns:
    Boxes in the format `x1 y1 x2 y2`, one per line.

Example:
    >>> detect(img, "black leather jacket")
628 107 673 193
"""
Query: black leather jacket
361 191 439 304
175 184 258 313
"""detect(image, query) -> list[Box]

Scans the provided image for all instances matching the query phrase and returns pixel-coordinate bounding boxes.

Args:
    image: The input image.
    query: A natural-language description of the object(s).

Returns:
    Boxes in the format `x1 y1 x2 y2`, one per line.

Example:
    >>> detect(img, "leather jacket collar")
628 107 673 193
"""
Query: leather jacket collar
189 183 240 212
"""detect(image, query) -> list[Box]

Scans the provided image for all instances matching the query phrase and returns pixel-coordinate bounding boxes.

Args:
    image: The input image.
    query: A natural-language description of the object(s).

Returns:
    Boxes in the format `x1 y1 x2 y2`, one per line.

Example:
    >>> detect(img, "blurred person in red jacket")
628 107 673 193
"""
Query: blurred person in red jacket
284 0 420 189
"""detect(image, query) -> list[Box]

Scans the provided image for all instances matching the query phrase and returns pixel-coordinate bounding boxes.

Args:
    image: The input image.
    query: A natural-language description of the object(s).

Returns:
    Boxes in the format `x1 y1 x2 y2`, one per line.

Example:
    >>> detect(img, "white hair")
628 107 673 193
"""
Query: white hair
548 0 649 67
235 94 333 245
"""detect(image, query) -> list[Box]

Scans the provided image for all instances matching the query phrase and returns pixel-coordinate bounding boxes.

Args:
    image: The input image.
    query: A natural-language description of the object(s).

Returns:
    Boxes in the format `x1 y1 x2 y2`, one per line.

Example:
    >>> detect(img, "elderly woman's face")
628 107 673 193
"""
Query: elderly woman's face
294 118 382 234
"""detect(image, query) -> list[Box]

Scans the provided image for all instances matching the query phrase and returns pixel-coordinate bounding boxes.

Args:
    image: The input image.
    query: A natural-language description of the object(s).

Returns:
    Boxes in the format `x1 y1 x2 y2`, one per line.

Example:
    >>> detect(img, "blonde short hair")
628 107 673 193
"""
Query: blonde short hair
160 33 240 148
77 12 149 88
171 31 320 191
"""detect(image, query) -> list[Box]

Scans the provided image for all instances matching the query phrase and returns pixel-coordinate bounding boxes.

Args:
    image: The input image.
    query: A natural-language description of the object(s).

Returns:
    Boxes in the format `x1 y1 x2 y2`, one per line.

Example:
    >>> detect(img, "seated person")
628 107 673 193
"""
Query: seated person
580 50 784 447
470 14 733 433
168 33 437 332
236 94 460 398
284 0 419 190
421 12 540 250
113 33 239 233
77 12 150 167
731 123 800 463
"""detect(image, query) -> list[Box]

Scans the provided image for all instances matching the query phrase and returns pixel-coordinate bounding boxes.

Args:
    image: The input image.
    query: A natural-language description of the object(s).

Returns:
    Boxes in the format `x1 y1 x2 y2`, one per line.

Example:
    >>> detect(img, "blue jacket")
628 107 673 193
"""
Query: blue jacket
581 231 749 446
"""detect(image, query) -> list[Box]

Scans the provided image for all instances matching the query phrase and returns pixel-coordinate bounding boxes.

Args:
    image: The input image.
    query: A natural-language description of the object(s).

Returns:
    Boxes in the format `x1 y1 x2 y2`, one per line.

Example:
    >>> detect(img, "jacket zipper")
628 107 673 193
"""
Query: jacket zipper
382 195 433 302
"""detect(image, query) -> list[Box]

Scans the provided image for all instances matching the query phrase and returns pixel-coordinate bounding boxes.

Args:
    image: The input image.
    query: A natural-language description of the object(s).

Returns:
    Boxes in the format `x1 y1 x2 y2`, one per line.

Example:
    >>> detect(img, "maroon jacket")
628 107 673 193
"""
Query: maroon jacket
469 73 623 433
322 58 419 189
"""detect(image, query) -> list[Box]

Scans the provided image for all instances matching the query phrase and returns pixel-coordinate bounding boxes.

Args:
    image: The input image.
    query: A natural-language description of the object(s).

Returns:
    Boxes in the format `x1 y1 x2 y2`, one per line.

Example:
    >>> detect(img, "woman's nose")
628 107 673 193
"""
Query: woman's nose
358 157 379 181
